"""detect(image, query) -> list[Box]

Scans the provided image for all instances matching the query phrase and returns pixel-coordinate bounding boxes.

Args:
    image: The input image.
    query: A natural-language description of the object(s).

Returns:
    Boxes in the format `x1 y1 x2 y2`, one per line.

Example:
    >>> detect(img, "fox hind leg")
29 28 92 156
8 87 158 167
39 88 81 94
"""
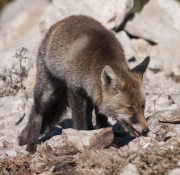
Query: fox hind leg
18 106 36 146
19 72 68 154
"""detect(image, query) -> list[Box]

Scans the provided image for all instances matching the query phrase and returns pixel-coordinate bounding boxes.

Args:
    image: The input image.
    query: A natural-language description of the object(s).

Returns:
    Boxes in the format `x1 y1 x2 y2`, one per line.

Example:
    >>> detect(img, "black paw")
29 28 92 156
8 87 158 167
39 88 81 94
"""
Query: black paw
26 144 37 154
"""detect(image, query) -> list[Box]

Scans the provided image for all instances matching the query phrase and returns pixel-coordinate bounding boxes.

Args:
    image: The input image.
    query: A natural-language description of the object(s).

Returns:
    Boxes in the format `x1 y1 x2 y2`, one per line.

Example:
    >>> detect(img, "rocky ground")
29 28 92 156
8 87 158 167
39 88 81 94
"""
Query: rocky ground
0 0 180 174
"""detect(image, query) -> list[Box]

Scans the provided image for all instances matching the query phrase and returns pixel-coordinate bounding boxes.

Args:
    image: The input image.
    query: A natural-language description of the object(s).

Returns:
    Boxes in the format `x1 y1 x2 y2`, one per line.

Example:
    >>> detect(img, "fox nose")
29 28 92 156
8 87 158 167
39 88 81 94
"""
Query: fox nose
142 127 149 136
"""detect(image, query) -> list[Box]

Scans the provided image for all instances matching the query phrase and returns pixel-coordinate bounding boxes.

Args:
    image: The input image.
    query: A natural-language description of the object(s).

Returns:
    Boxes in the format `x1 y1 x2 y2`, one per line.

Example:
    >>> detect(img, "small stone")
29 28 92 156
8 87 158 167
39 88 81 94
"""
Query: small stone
170 94 180 107
119 163 140 175
169 168 180 175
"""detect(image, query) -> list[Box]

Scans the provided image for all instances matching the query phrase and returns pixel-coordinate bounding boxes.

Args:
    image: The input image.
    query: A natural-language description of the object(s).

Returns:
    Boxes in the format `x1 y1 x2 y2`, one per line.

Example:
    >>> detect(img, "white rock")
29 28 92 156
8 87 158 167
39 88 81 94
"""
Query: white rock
145 94 178 117
120 164 140 175
0 92 33 159
0 95 32 135
148 58 162 71
170 94 180 107
115 31 135 60
169 168 180 175
145 73 180 95
148 42 180 72
40 0 134 35
131 38 151 62
126 137 159 152
38 127 113 154
125 0 180 44
129 38 180 96
0 0 50 53
0 132 28 158
147 110 180 140
155 95 171 107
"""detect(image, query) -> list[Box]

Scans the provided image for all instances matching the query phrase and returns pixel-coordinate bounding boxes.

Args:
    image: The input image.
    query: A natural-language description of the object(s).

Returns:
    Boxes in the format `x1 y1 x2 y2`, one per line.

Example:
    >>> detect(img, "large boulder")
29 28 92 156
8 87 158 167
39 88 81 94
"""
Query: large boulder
40 0 134 35
0 0 50 53
125 0 180 44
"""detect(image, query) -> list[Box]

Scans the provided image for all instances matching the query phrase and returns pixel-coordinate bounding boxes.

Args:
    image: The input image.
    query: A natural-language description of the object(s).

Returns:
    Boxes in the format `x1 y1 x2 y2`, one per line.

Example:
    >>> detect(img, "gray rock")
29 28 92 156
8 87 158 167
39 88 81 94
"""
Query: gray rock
125 0 180 44
40 0 134 35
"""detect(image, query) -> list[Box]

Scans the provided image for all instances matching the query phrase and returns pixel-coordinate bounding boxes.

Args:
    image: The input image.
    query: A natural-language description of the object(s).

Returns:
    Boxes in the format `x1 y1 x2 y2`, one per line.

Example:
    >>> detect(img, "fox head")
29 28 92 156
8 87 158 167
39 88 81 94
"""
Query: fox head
99 56 150 137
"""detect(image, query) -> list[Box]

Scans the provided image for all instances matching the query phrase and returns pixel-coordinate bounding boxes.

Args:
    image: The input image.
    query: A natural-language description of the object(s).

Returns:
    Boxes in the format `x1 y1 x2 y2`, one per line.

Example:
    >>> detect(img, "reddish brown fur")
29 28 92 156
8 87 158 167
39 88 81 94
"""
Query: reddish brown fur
18 15 150 153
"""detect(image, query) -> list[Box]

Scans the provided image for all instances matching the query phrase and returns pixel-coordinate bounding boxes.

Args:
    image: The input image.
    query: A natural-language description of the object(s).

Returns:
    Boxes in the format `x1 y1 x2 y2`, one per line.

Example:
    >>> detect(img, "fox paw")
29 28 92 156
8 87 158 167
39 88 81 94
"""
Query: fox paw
26 143 37 154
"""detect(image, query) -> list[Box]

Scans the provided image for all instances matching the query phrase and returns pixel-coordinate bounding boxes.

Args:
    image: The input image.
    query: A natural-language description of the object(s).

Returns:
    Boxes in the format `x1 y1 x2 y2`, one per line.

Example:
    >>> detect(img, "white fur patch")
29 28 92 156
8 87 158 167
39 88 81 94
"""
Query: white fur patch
115 113 130 123
115 113 144 133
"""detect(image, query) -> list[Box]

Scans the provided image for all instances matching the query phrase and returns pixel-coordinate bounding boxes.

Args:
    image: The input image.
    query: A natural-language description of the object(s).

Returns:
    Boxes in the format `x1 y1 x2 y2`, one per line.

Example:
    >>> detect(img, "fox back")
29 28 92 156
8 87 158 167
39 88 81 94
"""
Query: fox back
19 15 150 153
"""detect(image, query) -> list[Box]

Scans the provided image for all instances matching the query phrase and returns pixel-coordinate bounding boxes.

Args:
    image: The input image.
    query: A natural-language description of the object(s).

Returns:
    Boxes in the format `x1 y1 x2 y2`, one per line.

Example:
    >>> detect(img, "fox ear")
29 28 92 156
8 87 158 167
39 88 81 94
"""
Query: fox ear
131 56 150 78
101 65 124 90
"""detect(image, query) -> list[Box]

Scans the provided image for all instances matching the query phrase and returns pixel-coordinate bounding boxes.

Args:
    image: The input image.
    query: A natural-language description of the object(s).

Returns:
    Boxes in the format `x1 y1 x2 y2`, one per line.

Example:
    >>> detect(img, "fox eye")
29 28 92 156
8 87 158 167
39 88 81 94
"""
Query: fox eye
126 107 134 113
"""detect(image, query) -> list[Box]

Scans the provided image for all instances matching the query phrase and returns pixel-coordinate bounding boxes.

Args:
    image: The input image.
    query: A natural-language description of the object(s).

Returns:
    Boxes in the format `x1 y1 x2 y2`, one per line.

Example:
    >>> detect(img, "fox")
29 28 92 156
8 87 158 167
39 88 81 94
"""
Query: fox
18 15 150 154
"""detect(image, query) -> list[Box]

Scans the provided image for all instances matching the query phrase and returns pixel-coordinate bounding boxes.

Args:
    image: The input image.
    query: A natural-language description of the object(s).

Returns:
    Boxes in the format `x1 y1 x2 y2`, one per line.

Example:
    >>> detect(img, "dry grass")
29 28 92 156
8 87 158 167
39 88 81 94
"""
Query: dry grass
1 143 180 174
129 144 180 175
0 152 31 175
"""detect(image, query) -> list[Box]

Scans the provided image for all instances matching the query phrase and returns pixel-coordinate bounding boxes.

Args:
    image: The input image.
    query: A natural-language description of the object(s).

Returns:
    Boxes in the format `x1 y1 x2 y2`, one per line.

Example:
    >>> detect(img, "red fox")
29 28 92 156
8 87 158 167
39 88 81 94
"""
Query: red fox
19 15 150 153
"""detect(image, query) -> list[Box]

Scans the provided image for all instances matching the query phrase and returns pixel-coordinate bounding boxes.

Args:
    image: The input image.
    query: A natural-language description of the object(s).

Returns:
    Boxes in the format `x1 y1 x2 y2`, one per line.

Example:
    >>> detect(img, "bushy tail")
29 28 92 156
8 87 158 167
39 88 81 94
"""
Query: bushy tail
18 106 35 146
